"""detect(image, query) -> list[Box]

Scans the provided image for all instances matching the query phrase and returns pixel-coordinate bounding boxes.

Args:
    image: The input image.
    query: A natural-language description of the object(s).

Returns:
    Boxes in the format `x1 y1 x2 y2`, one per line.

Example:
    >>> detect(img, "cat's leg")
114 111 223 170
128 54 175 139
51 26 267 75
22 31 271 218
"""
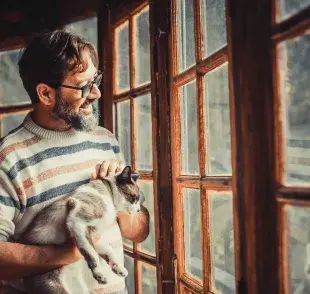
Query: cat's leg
67 221 108 284
94 236 128 277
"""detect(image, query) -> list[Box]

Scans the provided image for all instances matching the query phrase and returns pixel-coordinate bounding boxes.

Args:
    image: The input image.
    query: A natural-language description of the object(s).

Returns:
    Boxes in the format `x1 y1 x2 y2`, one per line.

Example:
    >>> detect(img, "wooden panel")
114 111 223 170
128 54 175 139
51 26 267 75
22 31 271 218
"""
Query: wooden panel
99 2 113 131
226 0 278 294
149 0 175 293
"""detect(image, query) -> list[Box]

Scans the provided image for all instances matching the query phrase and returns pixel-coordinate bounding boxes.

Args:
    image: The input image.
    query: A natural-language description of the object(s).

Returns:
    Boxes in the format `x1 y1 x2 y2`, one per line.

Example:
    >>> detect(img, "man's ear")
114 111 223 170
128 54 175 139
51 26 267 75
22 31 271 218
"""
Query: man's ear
36 83 55 106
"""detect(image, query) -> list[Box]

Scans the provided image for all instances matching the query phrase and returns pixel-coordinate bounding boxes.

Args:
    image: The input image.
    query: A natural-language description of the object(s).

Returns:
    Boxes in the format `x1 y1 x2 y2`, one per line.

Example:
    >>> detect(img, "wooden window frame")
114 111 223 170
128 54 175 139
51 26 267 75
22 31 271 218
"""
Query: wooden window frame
170 0 237 293
100 1 169 293
272 3 310 294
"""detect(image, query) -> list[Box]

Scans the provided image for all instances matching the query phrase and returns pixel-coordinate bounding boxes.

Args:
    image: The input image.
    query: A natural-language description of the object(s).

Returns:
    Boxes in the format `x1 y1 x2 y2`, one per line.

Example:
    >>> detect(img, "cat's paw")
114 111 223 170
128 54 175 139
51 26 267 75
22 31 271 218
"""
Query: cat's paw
111 264 128 277
92 268 108 284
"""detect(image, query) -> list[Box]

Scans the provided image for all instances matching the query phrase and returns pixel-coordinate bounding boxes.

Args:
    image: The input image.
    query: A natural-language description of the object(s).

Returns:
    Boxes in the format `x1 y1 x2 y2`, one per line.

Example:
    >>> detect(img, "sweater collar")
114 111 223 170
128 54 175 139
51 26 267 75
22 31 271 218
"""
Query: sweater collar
23 112 80 140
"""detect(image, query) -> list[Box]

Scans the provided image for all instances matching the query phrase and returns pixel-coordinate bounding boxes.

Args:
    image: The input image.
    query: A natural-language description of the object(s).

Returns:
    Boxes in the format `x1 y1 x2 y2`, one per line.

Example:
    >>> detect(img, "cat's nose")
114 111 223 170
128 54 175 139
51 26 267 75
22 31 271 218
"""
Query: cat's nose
137 208 140 212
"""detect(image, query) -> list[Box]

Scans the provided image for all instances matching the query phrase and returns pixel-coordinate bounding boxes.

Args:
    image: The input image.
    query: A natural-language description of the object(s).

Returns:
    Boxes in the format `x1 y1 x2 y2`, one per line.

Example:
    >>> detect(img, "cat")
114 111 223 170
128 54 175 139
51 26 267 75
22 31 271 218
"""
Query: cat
20 166 142 294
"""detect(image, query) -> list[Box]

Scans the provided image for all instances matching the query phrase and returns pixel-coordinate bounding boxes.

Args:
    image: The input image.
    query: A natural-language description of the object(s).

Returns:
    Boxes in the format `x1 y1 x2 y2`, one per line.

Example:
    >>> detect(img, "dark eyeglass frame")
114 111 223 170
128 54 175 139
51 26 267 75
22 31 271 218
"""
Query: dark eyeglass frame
59 71 103 98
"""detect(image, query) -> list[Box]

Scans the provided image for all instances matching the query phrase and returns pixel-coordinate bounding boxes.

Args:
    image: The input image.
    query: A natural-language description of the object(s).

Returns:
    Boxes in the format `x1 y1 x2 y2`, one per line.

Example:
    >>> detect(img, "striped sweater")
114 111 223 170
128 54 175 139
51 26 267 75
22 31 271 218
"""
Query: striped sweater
0 113 126 293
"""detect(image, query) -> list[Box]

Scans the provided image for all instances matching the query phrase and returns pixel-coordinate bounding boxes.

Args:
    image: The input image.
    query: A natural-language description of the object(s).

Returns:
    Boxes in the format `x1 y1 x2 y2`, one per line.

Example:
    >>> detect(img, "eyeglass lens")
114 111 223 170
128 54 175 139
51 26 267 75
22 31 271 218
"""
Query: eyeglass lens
82 74 103 98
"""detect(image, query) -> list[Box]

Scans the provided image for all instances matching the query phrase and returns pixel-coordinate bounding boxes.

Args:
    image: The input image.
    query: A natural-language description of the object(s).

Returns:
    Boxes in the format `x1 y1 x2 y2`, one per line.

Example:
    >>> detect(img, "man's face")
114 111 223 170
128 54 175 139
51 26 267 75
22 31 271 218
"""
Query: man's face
52 53 101 132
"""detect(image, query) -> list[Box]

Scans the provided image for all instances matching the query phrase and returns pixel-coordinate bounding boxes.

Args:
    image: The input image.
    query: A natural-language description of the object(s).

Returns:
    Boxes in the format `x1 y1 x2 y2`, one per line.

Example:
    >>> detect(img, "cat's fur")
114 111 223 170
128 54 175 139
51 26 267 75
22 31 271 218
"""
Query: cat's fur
20 166 142 294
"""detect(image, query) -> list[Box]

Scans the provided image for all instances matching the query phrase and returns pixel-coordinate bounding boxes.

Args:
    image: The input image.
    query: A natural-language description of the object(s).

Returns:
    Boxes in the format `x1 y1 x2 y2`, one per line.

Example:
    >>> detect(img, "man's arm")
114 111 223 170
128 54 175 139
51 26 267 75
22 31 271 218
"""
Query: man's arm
117 205 150 243
0 241 82 280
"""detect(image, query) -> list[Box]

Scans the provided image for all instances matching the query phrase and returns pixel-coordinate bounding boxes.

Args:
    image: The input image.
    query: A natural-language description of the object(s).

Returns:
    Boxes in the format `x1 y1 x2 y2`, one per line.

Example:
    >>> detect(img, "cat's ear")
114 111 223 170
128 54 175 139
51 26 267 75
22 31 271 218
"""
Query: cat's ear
117 166 132 182
131 172 140 182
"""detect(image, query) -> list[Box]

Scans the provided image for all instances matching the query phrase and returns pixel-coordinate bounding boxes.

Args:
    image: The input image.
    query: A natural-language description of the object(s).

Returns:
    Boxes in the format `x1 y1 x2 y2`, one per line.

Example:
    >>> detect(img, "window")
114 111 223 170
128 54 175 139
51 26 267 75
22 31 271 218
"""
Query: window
0 48 31 137
172 0 235 293
112 4 158 293
273 1 310 293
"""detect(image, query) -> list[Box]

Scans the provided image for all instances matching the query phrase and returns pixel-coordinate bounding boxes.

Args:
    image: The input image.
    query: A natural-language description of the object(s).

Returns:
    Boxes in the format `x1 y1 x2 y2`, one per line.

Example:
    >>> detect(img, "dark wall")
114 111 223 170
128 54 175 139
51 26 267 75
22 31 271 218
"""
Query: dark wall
0 0 100 50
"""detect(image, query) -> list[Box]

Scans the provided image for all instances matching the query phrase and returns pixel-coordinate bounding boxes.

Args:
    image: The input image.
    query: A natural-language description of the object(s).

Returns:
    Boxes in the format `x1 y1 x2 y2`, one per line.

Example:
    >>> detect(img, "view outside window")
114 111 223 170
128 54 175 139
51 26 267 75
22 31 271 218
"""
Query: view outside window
0 49 30 138
0 49 29 107
279 34 310 185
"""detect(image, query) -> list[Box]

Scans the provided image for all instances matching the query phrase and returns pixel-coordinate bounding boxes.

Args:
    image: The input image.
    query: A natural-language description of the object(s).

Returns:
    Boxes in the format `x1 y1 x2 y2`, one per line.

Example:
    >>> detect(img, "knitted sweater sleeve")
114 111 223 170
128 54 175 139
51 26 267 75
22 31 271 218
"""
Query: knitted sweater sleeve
0 169 20 241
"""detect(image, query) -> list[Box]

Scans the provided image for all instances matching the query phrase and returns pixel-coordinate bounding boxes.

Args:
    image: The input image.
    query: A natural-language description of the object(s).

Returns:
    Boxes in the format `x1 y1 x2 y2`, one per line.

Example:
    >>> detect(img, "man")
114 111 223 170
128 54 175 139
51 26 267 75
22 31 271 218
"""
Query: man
0 29 149 293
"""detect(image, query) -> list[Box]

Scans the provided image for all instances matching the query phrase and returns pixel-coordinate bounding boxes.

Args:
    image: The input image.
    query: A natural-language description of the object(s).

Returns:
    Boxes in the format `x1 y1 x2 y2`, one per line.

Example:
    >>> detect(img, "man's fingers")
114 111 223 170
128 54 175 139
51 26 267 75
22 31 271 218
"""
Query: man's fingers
90 171 97 181
99 160 125 178
99 161 110 178
107 160 118 176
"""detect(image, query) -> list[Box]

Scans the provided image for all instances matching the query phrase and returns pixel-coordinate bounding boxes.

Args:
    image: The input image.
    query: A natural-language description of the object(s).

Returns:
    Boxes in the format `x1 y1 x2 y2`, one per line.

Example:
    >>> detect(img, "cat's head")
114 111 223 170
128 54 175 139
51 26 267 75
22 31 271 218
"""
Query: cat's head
113 166 143 214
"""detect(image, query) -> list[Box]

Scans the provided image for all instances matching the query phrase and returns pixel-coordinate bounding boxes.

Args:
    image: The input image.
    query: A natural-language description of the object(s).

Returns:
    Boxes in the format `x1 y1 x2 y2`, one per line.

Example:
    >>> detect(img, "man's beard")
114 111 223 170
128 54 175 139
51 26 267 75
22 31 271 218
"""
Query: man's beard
53 92 99 132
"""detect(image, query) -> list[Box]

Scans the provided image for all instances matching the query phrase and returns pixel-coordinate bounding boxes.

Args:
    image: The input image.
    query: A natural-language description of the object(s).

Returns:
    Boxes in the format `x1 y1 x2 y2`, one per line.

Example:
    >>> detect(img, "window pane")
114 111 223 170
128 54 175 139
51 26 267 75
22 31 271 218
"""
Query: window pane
65 17 98 49
278 34 310 184
210 192 236 294
116 100 131 166
116 22 130 92
183 188 203 281
141 263 157 293
203 0 227 57
1 112 28 137
286 205 310 293
180 81 199 175
124 255 135 294
135 94 153 171
177 0 195 72
205 63 231 175
139 181 155 255
0 50 30 106
278 0 310 21
134 7 150 86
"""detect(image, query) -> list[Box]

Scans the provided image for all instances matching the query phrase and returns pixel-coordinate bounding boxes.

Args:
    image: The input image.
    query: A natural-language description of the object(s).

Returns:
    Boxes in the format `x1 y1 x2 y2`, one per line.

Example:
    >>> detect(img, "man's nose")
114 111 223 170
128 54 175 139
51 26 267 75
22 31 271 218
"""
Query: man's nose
88 84 101 100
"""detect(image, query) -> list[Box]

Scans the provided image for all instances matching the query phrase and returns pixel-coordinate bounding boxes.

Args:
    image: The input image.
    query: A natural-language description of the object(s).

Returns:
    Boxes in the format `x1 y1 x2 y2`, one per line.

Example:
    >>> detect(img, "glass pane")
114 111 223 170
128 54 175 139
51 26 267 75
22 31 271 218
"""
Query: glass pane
65 17 98 50
139 181 155 255
205 63 231 175
203 0 227 57
134 7 150 86
278 34 310 185
177 0 195 72
183 188 203 280
286 206 310 293
116 22 130 92
278 0 310 21
141 263 157 293
124 255 135 294
116 100 131 166
180 81 199 175
135 94 152 171
0 49 30 106
210 192 236 294
1 112 28 137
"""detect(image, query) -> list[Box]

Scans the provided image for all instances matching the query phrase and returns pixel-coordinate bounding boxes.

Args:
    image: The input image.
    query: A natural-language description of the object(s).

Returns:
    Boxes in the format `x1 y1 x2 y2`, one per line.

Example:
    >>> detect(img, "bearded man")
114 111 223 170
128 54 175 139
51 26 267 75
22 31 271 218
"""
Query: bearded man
0 29 149 293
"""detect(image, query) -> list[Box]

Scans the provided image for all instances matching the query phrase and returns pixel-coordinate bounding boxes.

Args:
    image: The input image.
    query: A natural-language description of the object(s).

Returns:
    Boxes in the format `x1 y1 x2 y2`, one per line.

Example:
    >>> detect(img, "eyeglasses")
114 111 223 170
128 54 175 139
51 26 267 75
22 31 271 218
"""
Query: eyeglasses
59 71 103 98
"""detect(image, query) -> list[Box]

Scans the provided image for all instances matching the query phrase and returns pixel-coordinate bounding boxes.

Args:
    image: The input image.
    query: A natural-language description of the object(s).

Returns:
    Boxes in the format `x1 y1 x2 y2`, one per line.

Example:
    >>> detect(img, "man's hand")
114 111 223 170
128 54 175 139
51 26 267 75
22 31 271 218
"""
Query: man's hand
91 159 125 180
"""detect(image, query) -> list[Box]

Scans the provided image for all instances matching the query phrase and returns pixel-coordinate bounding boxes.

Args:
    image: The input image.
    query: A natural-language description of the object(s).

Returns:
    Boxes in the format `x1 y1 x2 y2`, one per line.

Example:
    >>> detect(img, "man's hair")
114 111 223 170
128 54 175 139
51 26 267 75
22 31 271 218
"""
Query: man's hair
18 29 98 104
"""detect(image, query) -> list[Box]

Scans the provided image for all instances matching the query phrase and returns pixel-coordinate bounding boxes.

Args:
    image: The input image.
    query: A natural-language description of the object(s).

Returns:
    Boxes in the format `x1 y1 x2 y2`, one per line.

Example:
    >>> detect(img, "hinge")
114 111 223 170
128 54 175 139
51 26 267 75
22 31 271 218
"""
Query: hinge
238 279 247 294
